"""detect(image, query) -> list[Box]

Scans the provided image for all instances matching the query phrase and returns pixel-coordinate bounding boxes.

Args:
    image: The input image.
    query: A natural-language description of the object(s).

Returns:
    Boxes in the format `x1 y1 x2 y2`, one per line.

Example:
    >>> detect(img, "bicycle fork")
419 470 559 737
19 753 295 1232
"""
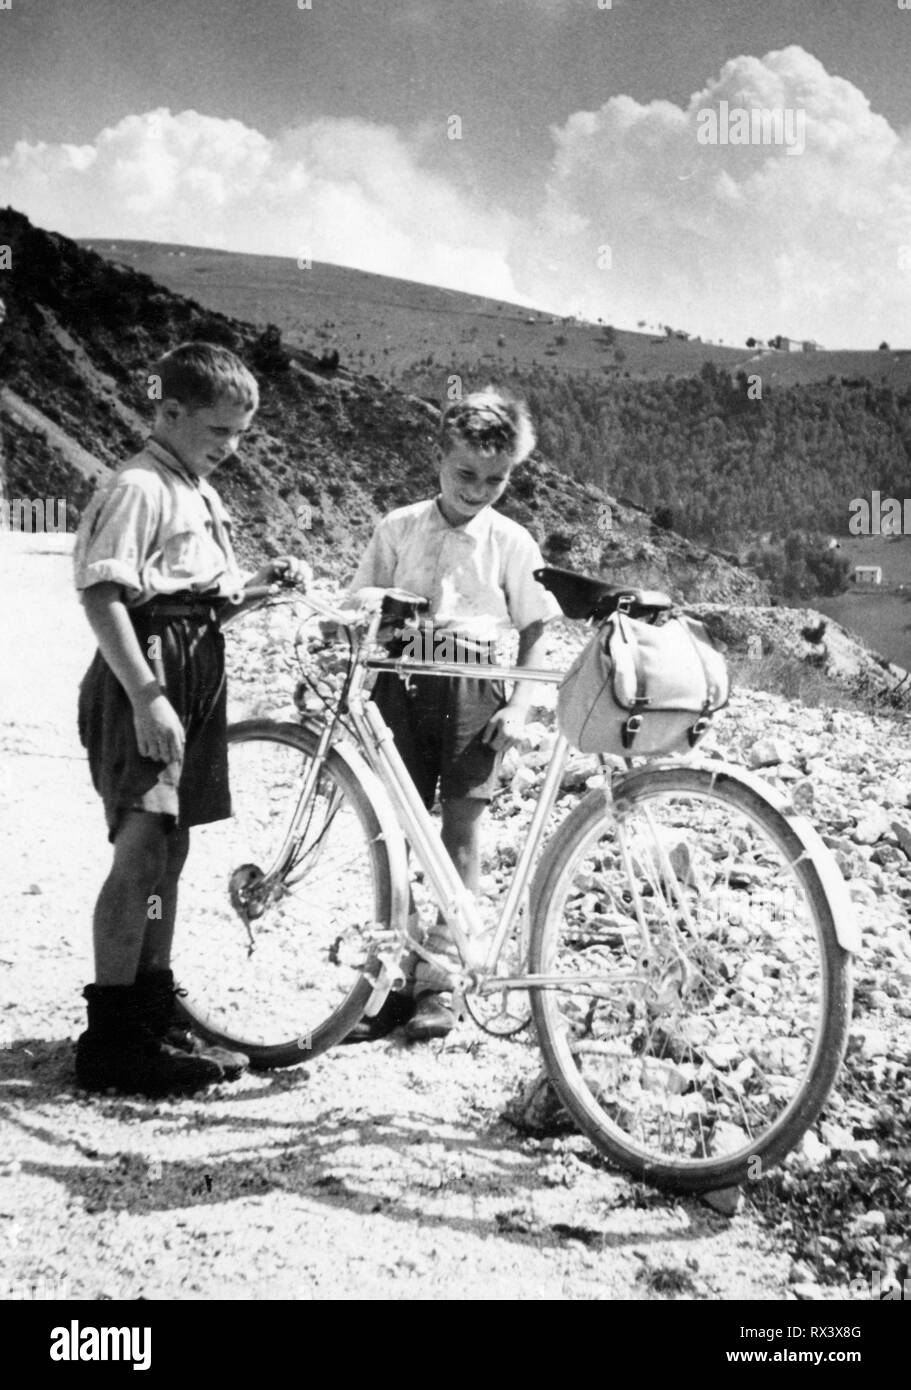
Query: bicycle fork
259 719 340 892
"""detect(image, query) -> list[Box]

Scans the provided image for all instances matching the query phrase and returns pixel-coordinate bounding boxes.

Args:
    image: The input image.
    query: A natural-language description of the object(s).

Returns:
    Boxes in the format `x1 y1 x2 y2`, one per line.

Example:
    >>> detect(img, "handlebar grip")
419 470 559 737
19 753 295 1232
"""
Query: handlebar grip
236 585 277 602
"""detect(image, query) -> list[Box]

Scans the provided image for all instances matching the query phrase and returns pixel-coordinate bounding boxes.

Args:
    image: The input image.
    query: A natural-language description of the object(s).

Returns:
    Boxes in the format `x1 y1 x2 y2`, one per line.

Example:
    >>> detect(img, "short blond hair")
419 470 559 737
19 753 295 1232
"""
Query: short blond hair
440 387 535 465
152 342 259 411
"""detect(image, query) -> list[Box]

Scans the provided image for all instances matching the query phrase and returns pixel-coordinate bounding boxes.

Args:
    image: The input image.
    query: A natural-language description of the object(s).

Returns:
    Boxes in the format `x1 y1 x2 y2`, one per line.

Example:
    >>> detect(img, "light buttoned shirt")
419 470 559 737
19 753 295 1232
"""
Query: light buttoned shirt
349 498 560 640
73 438 246 607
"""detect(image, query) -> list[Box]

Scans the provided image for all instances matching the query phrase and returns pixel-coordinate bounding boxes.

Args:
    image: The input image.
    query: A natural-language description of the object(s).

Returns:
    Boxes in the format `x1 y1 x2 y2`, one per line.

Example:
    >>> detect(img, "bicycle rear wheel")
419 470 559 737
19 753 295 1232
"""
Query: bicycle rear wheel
529 764 852 1192
174 719 393 1068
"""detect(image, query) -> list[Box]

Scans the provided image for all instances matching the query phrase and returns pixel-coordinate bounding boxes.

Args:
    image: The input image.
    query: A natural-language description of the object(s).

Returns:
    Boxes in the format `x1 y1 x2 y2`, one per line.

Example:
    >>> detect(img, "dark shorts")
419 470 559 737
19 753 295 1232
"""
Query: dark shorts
371 645 507 807
77 606 230 842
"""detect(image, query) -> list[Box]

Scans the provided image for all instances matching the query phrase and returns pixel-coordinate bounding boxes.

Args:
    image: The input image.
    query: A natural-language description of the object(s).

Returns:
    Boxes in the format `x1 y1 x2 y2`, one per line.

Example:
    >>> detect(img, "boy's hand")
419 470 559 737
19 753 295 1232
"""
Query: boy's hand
349 587 408 643
481 706 528 752
249 556 312 589
132 688 185 765
350 586 389 611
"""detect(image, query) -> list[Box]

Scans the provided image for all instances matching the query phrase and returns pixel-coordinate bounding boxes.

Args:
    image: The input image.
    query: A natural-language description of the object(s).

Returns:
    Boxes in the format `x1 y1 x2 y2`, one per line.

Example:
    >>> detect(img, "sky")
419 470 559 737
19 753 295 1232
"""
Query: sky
1 0 911 347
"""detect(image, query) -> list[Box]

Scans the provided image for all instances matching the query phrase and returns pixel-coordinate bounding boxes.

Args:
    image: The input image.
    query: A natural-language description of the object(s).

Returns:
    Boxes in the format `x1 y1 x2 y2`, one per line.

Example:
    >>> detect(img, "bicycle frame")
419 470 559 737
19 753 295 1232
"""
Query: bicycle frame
280 592 856 1003
289 593 612 996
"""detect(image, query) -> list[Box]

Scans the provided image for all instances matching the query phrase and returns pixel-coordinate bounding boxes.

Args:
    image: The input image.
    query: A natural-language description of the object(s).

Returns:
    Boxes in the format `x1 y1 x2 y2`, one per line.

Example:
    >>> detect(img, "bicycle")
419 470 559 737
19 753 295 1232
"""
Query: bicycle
175 567 857 1192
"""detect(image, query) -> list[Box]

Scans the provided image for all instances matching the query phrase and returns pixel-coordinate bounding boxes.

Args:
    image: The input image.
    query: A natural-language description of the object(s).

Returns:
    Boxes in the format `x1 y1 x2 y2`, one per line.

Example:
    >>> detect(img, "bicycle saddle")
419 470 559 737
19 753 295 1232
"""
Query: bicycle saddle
534 566 673 623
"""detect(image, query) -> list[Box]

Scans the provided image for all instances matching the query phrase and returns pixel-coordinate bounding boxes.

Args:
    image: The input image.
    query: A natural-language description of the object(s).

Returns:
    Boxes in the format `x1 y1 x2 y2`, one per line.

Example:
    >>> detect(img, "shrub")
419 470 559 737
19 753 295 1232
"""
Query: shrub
545 531 574 556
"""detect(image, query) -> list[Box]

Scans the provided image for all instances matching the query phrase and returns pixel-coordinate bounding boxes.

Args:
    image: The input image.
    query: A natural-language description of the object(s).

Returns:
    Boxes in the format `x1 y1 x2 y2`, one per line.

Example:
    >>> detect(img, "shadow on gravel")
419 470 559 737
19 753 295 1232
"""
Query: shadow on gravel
0 1037 75 1097
1 1039 702 1254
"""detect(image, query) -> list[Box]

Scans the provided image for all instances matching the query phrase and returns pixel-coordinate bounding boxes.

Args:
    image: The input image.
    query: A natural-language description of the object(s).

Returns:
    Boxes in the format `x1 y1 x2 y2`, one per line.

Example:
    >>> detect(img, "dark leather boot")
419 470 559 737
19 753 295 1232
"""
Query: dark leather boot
403 925 458 1041
340 984 415 1043
75 984 222 1097
134 970 248 1081
403 990 456 1041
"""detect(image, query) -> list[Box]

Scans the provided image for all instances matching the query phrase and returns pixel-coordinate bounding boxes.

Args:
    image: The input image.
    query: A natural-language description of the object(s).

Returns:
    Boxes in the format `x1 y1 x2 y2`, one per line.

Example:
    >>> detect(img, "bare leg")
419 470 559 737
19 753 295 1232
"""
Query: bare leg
422 795 486 963
92 811 172 986
137 826 190 974
405 797 487 1038
440 796 485 896
79 813 223 1094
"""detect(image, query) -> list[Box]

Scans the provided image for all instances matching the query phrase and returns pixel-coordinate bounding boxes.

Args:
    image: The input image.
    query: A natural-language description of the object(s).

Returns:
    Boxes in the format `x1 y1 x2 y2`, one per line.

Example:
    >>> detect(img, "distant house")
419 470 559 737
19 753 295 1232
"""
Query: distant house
769 335 805 352
853 565 883 586
802 340 822 352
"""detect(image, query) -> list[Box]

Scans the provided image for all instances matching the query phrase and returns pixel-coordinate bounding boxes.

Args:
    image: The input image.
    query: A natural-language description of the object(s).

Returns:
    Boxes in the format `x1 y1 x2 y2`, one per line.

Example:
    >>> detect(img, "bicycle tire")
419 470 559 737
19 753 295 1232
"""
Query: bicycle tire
173 719 395 1068
528 763 852 1192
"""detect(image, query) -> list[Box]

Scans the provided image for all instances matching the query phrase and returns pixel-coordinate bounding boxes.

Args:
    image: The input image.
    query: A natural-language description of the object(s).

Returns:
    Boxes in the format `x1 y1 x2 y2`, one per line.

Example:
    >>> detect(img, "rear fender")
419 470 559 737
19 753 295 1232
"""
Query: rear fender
613 757 860 954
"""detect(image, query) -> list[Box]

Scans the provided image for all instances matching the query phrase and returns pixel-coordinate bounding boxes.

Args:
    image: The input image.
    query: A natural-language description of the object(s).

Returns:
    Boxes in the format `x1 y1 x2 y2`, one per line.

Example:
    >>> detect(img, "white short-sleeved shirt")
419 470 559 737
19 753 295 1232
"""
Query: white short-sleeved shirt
348 498 561 640
73 438 246 607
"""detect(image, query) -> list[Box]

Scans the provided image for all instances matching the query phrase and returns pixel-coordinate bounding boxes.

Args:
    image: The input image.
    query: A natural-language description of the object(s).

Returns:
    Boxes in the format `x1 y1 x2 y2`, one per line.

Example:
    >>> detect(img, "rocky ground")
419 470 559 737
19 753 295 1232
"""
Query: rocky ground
1 533 909 1302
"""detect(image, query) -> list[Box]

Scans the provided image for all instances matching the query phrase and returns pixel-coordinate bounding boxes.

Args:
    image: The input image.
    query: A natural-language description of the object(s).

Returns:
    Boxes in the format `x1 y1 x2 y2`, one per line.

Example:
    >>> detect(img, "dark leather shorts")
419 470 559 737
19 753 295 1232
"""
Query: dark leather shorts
370 642 507 806
77 604 230 842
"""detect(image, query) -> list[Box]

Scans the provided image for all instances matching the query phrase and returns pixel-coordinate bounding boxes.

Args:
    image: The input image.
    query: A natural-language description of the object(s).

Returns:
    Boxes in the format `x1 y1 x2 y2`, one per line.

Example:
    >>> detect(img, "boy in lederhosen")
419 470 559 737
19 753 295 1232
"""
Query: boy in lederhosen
74 342 307 1096
345 388 560 1042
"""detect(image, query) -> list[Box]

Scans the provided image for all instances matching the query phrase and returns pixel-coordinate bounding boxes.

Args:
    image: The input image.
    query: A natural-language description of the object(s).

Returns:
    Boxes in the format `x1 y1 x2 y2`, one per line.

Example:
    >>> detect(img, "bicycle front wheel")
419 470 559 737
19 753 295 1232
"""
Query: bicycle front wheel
529 764 852 1192
174 719 393 1068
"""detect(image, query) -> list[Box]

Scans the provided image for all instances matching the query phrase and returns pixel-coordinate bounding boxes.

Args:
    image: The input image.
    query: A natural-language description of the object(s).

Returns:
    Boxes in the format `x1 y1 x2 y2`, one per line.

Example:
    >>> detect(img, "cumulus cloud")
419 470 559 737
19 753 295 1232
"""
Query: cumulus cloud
2 48 909 347
509 46 911 347
0 108 520 302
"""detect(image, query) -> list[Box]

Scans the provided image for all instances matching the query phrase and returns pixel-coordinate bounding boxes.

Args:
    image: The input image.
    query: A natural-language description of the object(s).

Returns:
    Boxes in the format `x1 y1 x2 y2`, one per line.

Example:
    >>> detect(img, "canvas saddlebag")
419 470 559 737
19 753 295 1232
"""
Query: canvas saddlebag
556 609 729 757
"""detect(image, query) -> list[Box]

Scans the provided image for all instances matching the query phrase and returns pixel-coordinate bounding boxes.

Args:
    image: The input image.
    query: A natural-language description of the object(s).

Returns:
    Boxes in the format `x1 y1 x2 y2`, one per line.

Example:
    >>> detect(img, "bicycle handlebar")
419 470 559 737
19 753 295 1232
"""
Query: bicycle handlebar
248 563 675 686
253 562 676 630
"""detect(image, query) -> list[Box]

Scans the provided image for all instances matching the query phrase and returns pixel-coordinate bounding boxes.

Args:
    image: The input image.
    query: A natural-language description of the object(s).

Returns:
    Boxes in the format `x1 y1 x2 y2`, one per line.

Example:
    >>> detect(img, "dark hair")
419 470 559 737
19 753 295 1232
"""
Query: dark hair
151 341 259 411
440 386 535 464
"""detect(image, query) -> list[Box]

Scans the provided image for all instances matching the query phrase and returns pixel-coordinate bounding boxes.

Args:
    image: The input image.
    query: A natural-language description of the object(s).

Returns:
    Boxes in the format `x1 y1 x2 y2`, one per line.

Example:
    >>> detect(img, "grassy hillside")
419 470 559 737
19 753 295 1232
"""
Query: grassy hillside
0 210 765 608
77 239 769 383
79 239 911 553
82 239 911 391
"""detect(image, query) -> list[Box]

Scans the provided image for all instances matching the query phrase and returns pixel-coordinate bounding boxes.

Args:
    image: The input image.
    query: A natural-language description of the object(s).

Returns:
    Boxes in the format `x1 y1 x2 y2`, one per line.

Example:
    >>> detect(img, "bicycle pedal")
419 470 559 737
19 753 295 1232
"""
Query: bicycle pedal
362 951 407 1017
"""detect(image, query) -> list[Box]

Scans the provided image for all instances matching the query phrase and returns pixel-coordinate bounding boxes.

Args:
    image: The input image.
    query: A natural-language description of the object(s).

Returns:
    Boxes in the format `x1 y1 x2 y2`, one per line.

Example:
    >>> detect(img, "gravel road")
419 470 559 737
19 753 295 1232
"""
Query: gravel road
2 532 904 1302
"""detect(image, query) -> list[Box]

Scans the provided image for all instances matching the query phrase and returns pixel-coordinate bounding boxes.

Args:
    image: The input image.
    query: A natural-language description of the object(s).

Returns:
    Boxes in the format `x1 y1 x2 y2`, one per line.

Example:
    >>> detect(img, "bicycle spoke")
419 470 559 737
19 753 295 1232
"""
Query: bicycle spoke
174 723 388 1062
532 771 846 1185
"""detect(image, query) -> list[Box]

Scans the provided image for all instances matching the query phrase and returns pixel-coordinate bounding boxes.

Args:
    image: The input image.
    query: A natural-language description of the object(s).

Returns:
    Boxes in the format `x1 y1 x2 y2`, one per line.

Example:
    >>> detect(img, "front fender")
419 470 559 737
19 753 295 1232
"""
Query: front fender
298 717 410 940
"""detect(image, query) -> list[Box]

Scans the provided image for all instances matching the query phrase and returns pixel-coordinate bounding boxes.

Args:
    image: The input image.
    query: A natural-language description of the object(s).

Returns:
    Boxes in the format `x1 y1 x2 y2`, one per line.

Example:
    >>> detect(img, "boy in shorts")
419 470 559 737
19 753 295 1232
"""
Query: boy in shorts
74 341 308 1096
345 387 560 1042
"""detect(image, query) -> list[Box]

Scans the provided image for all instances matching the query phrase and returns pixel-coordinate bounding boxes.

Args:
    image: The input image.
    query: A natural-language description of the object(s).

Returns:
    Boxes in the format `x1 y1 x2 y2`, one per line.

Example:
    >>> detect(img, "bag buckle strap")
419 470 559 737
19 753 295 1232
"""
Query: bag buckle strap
612 610 650 708
621 713 643 749
688 714 712 746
